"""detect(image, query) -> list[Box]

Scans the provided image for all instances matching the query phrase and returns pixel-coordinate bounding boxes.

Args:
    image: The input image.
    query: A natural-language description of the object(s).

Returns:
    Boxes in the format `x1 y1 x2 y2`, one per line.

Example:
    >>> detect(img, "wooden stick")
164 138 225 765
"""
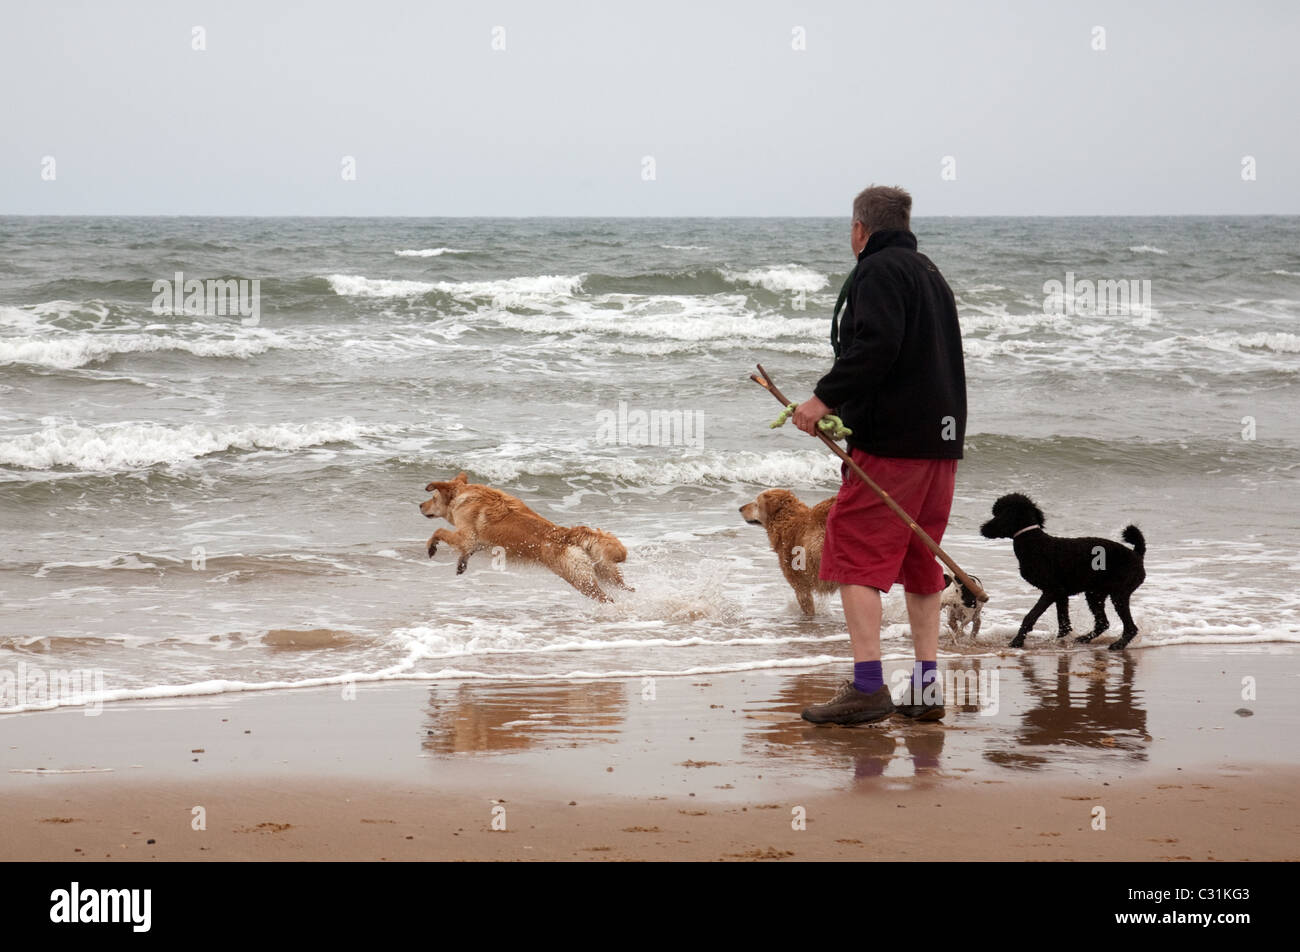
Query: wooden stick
750 363 989 603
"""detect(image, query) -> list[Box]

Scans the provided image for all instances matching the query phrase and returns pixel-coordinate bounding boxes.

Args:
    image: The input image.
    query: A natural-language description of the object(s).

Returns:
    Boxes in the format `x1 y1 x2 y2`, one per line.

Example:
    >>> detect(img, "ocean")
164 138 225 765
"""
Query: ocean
2 215 1298 714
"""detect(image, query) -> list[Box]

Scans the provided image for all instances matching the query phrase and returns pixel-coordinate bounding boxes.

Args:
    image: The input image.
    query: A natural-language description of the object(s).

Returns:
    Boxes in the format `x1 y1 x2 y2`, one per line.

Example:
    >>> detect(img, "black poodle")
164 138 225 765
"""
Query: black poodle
980 493 1146 650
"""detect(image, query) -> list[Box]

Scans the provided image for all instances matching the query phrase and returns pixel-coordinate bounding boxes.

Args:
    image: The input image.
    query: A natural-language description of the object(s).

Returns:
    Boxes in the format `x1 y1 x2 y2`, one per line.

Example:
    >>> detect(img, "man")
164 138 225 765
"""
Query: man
793 185 966 725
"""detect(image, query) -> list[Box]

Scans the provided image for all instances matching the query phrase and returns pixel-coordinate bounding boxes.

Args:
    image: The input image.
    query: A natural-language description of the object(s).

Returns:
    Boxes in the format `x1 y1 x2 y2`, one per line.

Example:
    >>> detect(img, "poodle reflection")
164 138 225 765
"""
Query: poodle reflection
985 651 1149 770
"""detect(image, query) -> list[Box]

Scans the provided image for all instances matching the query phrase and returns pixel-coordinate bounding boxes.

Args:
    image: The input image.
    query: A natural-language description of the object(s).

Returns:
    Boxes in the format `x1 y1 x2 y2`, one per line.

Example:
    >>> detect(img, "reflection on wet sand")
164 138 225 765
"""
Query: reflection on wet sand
422 681 628 754
987 651 1150 770
416 652 1153 785
740 670 952 782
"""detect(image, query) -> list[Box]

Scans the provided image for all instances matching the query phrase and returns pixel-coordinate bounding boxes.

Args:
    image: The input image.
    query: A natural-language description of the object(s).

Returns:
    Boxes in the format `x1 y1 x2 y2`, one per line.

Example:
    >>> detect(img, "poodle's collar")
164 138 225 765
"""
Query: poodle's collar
1013 524 1042 538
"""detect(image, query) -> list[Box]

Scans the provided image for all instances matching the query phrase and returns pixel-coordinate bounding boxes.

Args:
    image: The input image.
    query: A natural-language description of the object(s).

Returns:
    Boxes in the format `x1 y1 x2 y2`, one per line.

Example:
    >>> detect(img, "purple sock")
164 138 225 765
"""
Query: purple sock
911 660 938 703
853 660 883 694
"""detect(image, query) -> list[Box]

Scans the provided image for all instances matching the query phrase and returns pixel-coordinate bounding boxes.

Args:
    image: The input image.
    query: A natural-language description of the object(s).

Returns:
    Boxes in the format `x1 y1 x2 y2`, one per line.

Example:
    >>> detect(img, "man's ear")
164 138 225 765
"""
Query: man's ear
454 472 468 483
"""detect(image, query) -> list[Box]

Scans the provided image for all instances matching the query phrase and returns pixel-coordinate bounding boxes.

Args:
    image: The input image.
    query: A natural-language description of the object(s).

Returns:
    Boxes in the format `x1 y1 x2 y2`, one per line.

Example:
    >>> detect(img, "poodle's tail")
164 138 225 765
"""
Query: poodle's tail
1122 525 1146 559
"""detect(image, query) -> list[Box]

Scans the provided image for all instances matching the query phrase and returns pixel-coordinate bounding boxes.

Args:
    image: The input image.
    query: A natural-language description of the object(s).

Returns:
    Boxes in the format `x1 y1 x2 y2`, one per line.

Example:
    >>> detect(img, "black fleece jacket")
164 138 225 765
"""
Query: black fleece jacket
813 230 966 459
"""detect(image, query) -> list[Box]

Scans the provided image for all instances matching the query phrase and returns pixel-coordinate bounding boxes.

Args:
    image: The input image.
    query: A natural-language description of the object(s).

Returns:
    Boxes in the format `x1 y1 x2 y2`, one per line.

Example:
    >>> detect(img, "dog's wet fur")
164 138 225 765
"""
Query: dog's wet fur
980 492 1146 650
739 489 838 615
419 472 631 602
940 572 983 640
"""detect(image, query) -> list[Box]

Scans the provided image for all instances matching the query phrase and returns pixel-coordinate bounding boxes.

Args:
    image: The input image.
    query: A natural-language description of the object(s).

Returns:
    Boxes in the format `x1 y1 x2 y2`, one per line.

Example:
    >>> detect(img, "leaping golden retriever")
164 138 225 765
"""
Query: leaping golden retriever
419 472 631 602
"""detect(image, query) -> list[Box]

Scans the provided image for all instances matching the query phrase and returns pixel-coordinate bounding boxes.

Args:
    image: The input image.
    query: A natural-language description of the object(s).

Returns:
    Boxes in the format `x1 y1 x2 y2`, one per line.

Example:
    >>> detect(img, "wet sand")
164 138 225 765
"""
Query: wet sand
2 644 1297 861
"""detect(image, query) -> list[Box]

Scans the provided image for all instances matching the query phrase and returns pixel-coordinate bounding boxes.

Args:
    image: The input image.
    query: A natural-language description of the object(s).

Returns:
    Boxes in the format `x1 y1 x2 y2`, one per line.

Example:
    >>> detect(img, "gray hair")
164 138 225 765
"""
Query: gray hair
852 185 912 233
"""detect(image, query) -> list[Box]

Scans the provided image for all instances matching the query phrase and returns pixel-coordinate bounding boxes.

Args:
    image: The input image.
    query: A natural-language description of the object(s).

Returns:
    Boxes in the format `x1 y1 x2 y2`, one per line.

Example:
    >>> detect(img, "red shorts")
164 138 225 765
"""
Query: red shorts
819 449 957 595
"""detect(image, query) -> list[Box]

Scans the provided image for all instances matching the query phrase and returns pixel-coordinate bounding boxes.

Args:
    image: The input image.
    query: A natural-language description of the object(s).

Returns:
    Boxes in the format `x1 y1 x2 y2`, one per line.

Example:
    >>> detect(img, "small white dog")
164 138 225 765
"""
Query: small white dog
941 573 983 640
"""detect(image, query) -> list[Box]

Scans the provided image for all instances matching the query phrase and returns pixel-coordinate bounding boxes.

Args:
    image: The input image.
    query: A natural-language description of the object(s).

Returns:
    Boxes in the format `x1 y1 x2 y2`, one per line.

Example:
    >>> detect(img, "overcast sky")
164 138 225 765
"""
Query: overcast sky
3 0 1296 216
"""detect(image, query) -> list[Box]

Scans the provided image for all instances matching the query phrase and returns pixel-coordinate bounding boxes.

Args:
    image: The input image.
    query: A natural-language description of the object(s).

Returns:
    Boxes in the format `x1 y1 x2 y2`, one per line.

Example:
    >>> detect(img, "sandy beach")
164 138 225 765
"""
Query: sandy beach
3 643 1296 861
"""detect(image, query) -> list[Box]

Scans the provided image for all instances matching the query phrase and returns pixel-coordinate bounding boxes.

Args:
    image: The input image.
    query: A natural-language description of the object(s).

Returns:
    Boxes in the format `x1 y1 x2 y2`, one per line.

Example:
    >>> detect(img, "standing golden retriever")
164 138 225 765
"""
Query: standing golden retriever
739 489 837 615
418 472 630 602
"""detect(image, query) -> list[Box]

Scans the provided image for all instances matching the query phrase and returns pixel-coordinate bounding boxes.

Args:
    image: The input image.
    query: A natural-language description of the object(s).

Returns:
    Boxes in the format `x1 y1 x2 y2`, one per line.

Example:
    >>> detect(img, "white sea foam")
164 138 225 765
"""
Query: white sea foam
394 248 471 257
1231 332 1300 354
0 304 68 331
8 300 113 324
1129 245 1168 255
0 655 864 715
325 272 585 303
660 244 710 251
1136 631 1299 647
486 295 826 344
0 332 293 370
1177 330 1300 358
583 337 832 358
390 623 852 661
6 629 1297 715
958 306 1072 334
0 418 400 472
960 338 1044 359
720 264 829 293
448 448 841 487
960 296 1161 334
325 275 438 297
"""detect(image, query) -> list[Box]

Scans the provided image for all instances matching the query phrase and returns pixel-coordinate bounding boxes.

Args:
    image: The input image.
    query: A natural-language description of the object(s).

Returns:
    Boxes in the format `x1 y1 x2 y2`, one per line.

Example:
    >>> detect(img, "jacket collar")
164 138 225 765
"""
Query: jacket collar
858 229 917 262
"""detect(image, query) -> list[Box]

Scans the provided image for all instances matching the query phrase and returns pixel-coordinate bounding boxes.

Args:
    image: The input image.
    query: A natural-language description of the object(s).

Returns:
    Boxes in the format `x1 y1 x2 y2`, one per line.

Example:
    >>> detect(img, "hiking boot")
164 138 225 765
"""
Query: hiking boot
893 682 945 721
894 700 946 721
801 681 895 726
